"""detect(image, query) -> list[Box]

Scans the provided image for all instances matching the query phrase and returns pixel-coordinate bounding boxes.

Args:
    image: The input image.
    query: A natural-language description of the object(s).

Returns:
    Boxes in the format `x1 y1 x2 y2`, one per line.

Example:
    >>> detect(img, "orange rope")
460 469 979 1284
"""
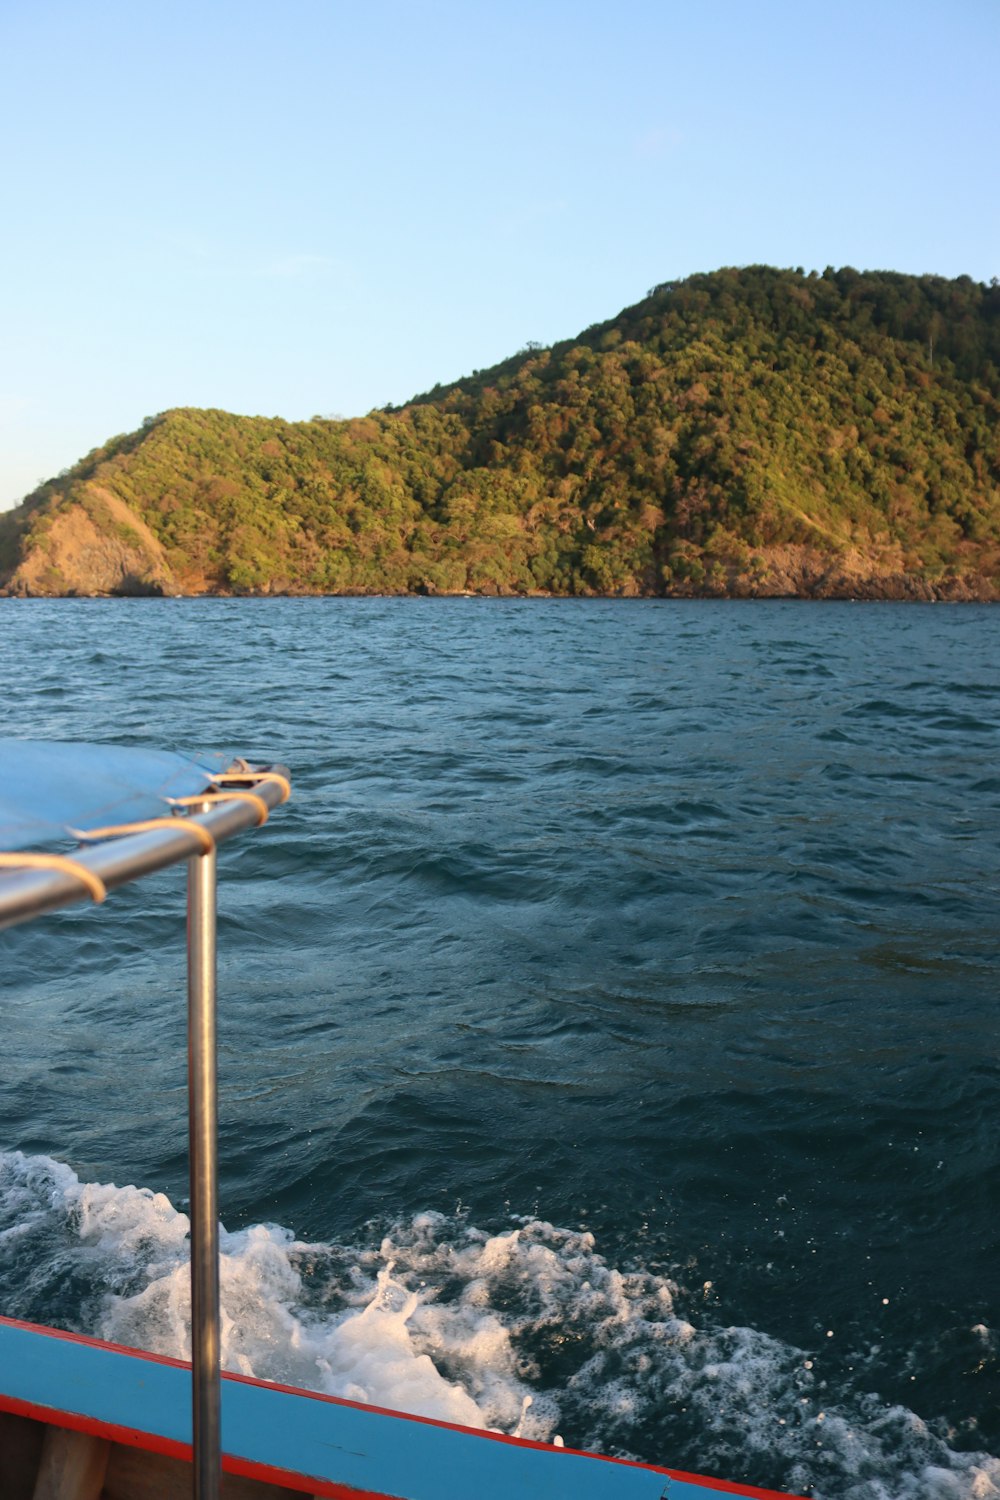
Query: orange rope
211 770 291 804
171 789 270 825
0 853 107 904
75 817 216 854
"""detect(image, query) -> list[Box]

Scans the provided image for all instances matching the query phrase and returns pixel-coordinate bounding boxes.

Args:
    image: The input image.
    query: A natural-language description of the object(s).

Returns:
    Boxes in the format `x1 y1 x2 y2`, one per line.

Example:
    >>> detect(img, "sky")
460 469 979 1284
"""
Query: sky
1 0 997 510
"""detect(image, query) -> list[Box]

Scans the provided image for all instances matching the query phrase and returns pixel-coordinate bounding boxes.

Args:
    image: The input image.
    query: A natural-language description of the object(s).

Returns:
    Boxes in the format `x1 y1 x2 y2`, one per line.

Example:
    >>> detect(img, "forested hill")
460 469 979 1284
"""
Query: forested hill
3 265 1000 598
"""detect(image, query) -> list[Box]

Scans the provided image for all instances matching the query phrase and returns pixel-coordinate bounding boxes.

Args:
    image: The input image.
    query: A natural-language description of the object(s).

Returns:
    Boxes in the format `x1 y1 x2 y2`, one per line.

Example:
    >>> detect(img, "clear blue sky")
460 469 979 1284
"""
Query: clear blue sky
2 0 997 509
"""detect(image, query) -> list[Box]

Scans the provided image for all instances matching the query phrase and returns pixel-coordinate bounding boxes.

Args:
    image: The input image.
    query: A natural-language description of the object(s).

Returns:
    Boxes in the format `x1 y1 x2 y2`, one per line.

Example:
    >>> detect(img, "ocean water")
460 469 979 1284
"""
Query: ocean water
0 597 997 1499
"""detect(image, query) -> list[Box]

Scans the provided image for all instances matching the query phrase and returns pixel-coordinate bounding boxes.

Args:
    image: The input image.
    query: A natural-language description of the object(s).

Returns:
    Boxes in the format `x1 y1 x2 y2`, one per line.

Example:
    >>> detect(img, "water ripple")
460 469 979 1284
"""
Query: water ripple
0 597 997 1489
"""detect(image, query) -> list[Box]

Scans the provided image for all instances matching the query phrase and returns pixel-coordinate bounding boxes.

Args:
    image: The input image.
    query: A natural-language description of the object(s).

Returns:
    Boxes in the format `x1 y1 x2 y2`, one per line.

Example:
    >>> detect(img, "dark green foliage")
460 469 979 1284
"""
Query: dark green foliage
4 266 1000 596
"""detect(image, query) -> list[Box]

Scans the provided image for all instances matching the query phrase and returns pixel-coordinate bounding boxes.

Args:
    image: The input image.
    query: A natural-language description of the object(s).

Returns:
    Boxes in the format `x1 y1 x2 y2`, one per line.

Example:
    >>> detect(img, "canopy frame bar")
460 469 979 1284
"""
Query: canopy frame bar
0 762 290 1500
189 833 220 1500
0 766 289 931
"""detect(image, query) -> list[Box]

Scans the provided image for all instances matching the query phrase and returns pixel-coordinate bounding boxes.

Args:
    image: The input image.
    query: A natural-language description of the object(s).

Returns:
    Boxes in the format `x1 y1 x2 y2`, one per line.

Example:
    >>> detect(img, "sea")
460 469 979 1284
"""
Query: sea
0 597 997 1499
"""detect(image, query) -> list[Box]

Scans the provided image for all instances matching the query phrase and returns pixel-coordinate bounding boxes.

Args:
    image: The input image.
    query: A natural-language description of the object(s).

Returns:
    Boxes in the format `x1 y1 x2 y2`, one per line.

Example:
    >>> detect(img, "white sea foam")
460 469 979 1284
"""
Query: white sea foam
0 1150 996 1500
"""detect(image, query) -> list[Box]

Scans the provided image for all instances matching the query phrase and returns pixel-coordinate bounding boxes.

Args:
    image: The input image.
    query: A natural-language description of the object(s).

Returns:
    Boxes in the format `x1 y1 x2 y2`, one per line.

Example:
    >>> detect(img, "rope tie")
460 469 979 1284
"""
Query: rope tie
75 817 216 854
211 770 291 805
0 853 107 904
172 790 270 825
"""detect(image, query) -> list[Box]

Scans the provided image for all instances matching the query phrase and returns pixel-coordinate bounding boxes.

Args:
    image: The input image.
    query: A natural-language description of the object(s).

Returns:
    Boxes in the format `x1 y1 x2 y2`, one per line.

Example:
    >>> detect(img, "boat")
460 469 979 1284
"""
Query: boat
0 740 799 1500
0 1312 804 1500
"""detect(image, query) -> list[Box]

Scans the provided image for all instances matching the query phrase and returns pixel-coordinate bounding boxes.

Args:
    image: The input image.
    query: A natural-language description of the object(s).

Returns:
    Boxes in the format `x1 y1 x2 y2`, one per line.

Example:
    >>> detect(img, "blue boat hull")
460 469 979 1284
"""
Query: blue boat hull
0 1316 798 1500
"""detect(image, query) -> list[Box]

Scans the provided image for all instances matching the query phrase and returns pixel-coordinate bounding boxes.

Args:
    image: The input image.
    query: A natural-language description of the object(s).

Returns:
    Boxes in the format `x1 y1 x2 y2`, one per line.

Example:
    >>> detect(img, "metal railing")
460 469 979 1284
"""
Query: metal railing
0 763 291 1500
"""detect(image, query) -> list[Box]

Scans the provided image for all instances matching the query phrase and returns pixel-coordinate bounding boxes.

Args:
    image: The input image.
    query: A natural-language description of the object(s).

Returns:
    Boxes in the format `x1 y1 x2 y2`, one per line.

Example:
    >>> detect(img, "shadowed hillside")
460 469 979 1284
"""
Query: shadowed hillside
3 265 999 597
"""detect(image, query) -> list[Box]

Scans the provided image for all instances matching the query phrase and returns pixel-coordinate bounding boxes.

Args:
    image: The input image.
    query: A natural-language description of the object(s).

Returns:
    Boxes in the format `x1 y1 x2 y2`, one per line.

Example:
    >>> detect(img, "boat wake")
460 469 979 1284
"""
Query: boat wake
0 1151 996 1500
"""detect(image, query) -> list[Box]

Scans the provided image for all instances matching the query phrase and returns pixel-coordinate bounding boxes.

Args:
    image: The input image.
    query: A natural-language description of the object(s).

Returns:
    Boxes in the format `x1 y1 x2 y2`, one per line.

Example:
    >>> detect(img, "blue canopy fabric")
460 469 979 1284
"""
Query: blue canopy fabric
0 742 231 852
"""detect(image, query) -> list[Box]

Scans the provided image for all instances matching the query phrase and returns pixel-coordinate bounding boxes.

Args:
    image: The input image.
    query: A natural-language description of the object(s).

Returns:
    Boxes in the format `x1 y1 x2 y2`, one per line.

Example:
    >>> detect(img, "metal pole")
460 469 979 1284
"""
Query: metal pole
187 843 220 1500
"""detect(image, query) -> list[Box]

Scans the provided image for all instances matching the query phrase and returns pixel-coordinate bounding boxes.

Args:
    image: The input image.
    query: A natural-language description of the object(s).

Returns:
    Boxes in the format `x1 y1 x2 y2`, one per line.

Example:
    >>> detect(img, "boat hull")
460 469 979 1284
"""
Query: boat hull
0 1316 798 1500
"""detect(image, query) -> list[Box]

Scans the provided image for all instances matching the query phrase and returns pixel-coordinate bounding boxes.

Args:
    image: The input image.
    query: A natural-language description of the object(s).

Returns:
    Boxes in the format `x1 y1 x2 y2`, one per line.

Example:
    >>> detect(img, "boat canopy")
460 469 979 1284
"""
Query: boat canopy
0 741 289 929
0 740 231 851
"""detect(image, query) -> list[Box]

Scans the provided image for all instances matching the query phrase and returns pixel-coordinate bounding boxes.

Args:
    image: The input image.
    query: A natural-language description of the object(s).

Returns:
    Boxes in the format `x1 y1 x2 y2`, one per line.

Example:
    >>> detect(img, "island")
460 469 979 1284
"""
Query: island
2 265 998 599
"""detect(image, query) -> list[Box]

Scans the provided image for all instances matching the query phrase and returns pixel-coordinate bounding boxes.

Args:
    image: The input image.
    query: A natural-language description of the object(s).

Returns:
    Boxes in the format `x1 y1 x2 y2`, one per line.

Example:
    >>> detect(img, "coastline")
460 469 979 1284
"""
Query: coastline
2 581 998 603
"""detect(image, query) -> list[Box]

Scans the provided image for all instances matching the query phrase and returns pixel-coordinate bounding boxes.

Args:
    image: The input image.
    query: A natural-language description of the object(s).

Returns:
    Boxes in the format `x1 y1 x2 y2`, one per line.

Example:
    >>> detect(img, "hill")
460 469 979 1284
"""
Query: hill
3 265 1000 598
